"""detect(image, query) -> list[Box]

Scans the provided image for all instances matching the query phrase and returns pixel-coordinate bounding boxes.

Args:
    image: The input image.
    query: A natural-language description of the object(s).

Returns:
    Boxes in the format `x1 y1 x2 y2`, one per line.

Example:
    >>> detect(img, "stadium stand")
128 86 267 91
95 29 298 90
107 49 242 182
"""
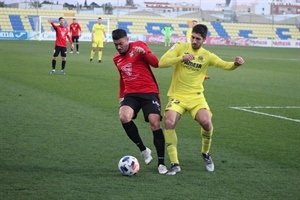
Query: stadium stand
211 21 229 38
0 7 299 40
9 15 25 31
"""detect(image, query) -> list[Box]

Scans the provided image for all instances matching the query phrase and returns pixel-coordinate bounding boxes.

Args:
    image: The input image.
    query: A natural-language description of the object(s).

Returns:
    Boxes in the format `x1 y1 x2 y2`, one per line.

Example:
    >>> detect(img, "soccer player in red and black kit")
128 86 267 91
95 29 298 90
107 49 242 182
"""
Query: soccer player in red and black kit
69 18 81 54
49 17 73 75
112 29 170 175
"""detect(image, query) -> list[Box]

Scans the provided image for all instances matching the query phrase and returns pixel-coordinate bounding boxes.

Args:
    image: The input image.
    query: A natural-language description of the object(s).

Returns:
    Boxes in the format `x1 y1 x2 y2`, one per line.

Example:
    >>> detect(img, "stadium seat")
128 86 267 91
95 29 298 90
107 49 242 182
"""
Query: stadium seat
28 15 42 32
238 30 257 39
1 8 300 41
210 21 229 38
9 14 25 31
118 21 133 34
276 28 292 40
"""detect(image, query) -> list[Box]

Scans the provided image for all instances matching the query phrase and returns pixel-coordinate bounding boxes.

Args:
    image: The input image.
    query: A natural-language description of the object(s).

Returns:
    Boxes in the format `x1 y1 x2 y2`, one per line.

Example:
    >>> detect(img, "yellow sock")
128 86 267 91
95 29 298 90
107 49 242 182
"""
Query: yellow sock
98 51 103 61
201 127 213 154
164 129 179 164
90 50 95 59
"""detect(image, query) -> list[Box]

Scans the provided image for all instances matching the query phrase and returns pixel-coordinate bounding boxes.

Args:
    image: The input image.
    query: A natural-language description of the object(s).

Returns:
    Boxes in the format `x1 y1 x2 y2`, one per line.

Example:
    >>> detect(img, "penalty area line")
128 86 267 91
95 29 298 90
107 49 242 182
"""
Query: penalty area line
230 107 300 123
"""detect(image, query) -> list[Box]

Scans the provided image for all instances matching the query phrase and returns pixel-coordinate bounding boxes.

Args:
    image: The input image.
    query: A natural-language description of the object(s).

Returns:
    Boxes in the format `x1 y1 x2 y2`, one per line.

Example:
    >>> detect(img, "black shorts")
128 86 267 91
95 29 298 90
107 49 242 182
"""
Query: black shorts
120 93 162 122
72 36 79 43
53 46 67 57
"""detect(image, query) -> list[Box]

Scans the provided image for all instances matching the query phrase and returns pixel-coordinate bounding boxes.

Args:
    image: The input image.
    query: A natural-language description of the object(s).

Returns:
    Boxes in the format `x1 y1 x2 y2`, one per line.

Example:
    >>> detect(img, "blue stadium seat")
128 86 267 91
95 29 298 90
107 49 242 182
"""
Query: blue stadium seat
9 14 25 31
28 15 44 32
210 21 229 38
178 23 189 36
178 24 189 29
146 22 166 35
117 21 132 34
276 28 291 40
238 30 257 39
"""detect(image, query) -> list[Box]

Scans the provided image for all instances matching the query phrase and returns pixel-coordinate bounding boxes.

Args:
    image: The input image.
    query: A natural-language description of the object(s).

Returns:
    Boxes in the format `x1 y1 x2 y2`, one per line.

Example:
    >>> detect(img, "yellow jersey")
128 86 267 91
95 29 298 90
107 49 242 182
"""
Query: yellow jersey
186 28 192 42
92 23 106 41
159 42 237 97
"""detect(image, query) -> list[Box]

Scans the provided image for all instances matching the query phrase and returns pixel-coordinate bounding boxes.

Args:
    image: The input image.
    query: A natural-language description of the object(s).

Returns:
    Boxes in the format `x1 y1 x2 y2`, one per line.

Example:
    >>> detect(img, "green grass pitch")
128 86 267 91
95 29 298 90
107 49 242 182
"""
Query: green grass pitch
0 40 299 199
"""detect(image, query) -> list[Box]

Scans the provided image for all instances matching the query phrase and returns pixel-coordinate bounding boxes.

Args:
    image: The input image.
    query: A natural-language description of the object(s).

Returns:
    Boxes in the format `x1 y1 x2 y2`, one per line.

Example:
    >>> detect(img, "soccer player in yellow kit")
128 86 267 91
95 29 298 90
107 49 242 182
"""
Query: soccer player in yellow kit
159 24 244 175
90 17 107 63
187 20 210 80
186 20 198 42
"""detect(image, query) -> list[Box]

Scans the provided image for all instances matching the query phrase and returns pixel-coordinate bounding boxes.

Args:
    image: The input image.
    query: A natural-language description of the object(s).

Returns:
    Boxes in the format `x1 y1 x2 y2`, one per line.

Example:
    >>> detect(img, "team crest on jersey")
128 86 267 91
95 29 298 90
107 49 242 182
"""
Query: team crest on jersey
198 56 203 61
60 30 67 36
121 63 132 76
129 51 134 57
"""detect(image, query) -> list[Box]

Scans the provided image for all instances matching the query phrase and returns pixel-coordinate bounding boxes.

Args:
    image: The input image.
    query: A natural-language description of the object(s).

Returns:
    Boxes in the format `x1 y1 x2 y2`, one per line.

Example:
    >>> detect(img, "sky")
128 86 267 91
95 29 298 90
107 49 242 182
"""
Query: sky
4 0 299 10
64 0 255 6
3 0 253 10
4 0 255 6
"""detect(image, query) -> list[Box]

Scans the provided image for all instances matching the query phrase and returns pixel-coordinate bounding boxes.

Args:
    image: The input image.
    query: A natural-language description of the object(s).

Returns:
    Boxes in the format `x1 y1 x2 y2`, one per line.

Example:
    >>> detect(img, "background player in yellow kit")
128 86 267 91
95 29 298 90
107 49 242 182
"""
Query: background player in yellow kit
90 17 107 63
159 24 244 175
186 19 198 42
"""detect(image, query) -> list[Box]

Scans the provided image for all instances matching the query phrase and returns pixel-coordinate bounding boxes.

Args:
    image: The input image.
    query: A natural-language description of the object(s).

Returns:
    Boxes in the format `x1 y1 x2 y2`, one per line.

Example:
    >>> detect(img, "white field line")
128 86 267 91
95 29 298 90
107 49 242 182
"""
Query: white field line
230 106 300 123
220 54 300 62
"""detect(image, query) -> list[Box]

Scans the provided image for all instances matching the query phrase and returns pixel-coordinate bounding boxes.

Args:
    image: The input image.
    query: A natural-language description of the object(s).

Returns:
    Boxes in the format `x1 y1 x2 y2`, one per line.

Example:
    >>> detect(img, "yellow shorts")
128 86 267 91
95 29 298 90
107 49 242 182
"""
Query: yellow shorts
165 93 211 119
92 40 103 48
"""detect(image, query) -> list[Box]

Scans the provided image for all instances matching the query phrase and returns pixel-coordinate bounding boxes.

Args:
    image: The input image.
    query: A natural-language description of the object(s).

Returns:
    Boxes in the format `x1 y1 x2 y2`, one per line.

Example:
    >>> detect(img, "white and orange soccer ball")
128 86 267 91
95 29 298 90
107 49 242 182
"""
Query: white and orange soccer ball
118 155 140 176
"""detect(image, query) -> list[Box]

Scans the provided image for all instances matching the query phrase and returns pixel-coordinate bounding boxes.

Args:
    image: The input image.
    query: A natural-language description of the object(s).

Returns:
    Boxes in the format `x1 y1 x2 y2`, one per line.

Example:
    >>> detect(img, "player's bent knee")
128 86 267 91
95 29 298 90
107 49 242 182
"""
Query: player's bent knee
201 120 213 131
119 113 132 124
149 121 160 131
165 118 176 129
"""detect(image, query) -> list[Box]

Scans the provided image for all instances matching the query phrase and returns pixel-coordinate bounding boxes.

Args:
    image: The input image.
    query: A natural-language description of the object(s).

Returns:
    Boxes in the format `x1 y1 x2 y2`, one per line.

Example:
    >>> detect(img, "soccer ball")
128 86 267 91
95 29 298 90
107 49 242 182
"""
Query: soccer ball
118 155 140 176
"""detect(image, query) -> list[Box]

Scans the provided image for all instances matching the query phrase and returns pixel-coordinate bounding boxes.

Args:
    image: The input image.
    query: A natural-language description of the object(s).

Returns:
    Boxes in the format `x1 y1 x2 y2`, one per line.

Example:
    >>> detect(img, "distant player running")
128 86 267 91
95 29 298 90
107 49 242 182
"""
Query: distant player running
49 17 73 75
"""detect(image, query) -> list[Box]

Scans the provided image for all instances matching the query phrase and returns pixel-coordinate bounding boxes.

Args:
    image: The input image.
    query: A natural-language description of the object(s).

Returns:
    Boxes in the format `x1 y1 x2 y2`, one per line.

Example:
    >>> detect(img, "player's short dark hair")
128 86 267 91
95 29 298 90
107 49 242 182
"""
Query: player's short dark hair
192 24 208 39
192 20 198 22
98 17 102 19
73 18 76 20
112 29 127 40
59 17 64 21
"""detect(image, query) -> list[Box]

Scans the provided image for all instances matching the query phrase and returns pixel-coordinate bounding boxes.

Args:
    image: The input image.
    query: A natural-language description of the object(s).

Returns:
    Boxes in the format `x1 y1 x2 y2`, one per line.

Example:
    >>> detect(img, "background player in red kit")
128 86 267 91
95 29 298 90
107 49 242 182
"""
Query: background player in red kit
49 17 73 75
112 29 169 175
69 18 81 54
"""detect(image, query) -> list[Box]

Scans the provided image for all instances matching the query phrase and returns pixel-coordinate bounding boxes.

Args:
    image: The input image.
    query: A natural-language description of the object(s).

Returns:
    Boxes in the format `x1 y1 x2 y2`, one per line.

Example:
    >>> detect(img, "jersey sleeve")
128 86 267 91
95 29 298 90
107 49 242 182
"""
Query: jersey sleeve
140 42 159 68
119 74 125 98
113 57 125 98
66 28 72 44
50 22 57 30
67 34 72 44
158 43 183 68
209 53 237 70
